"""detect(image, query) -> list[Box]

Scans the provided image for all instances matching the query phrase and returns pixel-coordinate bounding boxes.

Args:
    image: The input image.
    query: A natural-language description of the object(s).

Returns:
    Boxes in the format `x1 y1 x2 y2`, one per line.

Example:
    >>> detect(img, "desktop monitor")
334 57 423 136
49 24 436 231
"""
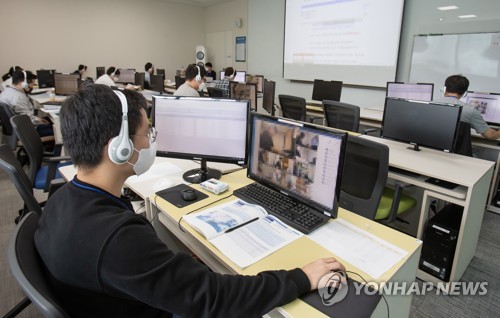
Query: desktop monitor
54 73 80 95
153 96 250 183
386 82 434 101
116 69 135 84
135 72 145 89
36 70 55 88
150 74 164 94
312 79 342 102
381 97 462 152
220 70 246 83
156 69 165 79
247 112 347 219
460 91 500 126
96 66 105 78
246 74 264 93
262 79 276 116
230 82 257 111
176 69 186 77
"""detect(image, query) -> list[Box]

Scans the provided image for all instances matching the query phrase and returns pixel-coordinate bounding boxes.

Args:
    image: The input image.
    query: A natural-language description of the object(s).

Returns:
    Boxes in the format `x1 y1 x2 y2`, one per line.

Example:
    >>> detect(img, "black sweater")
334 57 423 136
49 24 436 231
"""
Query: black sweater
35 177 310 317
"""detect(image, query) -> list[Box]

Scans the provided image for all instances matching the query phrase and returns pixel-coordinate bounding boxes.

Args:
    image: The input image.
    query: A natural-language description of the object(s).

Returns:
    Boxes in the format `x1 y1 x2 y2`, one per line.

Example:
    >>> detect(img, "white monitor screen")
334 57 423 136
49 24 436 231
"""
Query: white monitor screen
386 82 434 101
461 91 500 126
219 70 246 83
153 96 249 164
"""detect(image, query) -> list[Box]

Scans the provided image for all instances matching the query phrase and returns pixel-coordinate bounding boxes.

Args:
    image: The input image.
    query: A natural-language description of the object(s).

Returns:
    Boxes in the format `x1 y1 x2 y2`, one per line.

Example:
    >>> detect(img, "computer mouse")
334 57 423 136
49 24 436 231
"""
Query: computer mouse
181 189 197 201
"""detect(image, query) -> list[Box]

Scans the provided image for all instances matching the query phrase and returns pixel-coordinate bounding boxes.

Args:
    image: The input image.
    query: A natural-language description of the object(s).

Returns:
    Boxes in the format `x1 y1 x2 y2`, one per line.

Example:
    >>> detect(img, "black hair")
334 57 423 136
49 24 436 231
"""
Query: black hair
12 70 36 85
185 64 207 81
224 67 235 77
445 75 469 95
145 62 153 71
205 62 212 68
60 84 147 169
78 64 87 71
106 67 117 76
2 66 22 81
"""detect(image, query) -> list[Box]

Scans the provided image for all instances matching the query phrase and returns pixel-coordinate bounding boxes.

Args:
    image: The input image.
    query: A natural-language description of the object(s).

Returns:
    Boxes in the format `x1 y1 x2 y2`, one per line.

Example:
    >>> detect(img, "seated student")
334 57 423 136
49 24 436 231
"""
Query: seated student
95 66 120 87
144 62 154 89
0 70 53 137
173 63 207 97
214 67 235 97
72 64 87 79
205 62 216 81
34 84 344 317
1 65 23 91
436 74 500 140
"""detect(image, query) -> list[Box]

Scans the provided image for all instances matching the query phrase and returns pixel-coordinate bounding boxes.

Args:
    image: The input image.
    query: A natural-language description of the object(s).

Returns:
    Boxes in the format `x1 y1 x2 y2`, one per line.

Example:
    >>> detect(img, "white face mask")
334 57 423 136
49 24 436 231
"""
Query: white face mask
128 141 157 175
198 82 206 92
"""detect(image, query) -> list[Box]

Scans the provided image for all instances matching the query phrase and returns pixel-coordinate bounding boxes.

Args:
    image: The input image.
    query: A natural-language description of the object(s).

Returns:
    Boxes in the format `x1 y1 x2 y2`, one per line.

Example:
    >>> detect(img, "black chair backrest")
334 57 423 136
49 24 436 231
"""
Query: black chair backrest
339 136 389 220
278 95 306 121
11 115 44 186
96 66 105 78
0 144 42 214
175 76 186 89
207 87 225 98
0 102 18 150
323 100 360 132
454 121 473 157
8 212 69 317
263 80 276 116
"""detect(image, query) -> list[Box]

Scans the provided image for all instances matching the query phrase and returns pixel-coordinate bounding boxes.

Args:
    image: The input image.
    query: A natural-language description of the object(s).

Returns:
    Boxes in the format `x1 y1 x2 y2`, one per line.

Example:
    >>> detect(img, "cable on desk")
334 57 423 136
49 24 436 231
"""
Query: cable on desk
346 270 389 318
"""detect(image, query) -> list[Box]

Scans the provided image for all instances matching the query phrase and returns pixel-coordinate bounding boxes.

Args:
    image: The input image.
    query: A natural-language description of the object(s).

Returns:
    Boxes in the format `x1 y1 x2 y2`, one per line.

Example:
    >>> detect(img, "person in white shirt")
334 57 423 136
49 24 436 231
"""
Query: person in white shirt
173 64 206 97
95 67 120 87
144 62 154 89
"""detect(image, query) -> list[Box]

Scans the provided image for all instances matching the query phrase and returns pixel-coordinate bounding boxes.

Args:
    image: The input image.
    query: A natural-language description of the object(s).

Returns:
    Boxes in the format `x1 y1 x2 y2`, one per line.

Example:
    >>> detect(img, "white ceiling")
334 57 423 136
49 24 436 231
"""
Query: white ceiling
425 0 500 22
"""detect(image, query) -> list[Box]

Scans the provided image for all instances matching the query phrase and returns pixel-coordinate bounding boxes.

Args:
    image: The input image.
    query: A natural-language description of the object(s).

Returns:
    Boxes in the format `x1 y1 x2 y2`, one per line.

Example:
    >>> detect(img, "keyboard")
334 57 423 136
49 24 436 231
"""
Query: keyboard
233 183 328 234
388 166 421 178
42 101 64 106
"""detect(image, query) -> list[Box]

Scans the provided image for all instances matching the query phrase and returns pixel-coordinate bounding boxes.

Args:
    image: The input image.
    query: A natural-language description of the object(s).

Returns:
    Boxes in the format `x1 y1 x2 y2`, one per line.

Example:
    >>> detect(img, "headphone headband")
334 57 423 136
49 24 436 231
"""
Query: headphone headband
22 71 28 89
108 90 133 164
195 65 202 82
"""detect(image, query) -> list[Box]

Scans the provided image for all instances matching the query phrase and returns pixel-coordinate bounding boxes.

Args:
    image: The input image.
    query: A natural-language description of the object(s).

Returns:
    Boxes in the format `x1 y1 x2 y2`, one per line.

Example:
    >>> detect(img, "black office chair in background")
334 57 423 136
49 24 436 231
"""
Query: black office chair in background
96 66 105 78
0 102 19 150
278 94 307 121
175 76 186 89
322 100 360 132
454 121 473 157
8 211 70 318
207 87 225 98
339 136 417 224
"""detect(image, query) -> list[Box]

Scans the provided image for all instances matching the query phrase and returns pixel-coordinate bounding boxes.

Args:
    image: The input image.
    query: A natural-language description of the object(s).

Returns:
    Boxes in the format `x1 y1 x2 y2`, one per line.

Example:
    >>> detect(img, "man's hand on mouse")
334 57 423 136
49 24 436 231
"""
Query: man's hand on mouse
301 257 345 290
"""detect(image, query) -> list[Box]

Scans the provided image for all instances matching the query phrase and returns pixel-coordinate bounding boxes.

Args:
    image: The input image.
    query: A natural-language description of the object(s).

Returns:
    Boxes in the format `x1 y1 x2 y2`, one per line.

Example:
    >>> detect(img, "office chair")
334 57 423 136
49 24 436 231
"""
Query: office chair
278 95 308 121
8 211 70 318
454 121 473 157
322 100 360 132
96 66 105 78
0 102 19 150
340 136 417 224
175 76 185 89
207 87 225 98
11 115 71 192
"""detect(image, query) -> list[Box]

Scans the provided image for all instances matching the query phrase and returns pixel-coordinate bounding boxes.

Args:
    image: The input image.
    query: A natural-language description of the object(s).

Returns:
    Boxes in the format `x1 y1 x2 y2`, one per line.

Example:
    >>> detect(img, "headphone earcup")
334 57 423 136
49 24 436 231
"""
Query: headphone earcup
195 66 202 82
108 134 133 164
22 71 28 89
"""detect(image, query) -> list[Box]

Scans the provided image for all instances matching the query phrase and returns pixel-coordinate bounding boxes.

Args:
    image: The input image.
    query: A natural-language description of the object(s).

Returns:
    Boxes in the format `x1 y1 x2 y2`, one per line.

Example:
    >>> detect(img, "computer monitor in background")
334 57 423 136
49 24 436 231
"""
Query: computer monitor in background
135 72 145 89
461 91 500 126
54 73 80 95
153 96 250 183
156 69 165 79
150 74 164 94
96 66 105 78
230 82 257 111
312 79 343 102
234 71 246 83
246 74 264 93
262 79 276 116
219 70 225 80
386 82 434 101
381 97 462 152
176 69 186 77
116 69 135 84
36 70 55 88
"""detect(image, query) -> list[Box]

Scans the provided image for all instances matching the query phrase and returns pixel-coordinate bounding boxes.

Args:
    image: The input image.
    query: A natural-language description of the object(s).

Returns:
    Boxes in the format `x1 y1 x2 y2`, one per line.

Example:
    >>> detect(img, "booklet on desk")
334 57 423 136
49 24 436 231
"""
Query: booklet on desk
184 199 303 268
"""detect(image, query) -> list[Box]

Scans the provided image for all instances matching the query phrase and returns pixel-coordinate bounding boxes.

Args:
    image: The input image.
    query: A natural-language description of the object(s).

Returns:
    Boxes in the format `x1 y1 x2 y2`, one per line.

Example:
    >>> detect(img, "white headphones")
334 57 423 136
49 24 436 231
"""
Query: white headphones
110 67 116 77
22 71 28 89
195 65 202 82
108 90 134 164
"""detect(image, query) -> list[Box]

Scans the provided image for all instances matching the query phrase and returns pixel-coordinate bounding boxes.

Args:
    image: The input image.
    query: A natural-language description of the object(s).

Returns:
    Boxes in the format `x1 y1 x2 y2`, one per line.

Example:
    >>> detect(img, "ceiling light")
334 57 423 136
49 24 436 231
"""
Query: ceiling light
437 6 459 11
458 14 477 19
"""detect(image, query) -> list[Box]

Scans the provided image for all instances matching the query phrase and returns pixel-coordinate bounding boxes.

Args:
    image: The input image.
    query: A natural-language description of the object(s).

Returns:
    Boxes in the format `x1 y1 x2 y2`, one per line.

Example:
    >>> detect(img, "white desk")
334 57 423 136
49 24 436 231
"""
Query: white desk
361 135 494 287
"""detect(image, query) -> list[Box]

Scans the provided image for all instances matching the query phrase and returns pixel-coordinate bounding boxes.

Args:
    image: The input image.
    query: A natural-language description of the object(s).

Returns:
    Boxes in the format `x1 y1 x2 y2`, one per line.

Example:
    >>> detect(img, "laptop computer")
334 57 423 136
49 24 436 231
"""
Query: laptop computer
234 113 347 234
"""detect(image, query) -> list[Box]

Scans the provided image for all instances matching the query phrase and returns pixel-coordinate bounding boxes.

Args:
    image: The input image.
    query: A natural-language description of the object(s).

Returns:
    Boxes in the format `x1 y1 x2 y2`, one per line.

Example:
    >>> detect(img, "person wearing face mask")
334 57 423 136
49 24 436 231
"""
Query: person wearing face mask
0 70 53 137
95 66 121 87
173 63 207 97
34 83 345 317
214 66 235 97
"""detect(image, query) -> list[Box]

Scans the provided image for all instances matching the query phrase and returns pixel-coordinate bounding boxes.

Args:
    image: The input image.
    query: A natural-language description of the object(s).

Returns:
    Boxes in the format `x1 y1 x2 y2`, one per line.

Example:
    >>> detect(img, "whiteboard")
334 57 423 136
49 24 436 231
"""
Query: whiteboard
409 32 500 98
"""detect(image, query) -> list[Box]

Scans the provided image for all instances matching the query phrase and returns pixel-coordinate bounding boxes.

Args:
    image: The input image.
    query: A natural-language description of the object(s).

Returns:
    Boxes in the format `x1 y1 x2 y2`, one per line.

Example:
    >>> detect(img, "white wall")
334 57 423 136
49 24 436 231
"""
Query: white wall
248 0 500 111
0 0 204 81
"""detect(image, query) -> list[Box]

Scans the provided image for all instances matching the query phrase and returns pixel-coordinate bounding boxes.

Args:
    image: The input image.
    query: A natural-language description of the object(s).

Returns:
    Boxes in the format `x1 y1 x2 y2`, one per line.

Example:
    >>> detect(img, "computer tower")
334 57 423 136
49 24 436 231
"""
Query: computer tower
419 203 463 281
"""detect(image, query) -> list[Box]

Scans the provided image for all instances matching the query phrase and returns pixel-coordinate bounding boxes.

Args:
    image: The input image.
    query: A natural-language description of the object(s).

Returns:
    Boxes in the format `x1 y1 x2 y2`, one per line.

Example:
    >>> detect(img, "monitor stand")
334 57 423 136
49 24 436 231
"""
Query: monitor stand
183 159 222 184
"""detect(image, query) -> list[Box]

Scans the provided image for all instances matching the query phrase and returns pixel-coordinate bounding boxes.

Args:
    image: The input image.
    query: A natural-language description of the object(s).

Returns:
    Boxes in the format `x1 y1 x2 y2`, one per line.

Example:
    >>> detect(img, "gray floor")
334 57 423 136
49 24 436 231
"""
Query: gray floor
0 169 499 317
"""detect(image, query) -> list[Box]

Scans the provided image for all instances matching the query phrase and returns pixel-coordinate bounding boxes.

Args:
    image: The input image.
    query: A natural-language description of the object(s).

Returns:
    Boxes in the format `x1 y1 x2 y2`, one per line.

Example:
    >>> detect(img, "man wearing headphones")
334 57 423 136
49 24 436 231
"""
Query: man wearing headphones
214 66 235 97
0 70 53 137
437 74 500 140
173 63 207 97
95 66 121 86
144 62 155 89
34 83 344 317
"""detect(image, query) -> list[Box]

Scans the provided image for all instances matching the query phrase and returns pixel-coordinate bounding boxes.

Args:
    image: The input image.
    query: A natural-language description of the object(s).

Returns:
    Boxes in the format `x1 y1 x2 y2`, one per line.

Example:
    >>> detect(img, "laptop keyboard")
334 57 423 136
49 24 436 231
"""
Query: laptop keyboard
233 183 326 234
